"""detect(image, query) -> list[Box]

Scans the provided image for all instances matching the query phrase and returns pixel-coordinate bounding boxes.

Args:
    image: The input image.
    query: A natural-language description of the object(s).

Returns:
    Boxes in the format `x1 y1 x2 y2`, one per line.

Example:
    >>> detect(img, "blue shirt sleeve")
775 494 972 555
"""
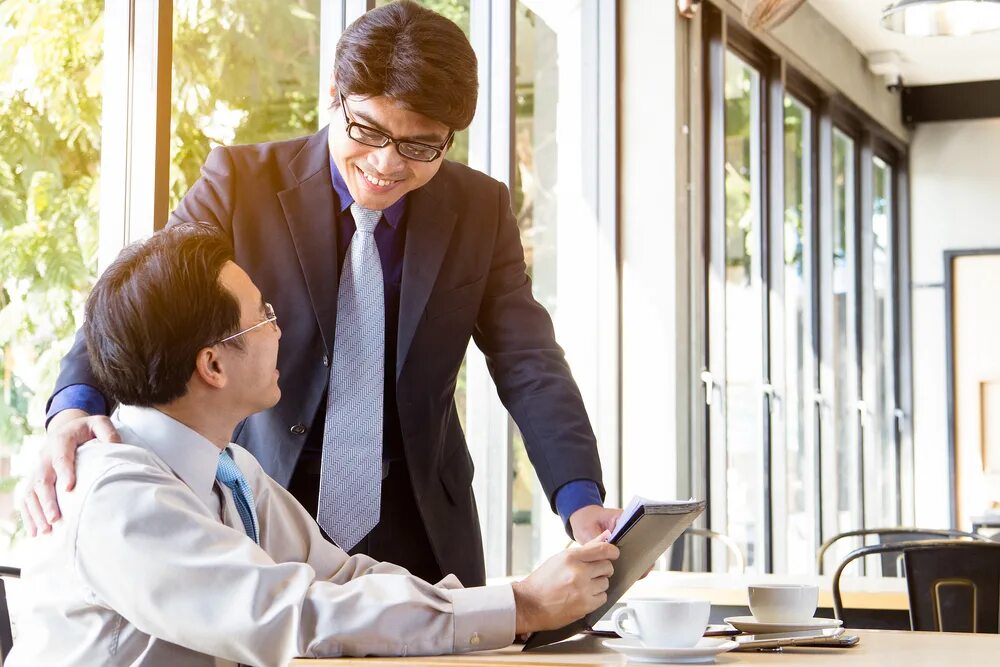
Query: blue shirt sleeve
554 479 604 537
45 384 109 428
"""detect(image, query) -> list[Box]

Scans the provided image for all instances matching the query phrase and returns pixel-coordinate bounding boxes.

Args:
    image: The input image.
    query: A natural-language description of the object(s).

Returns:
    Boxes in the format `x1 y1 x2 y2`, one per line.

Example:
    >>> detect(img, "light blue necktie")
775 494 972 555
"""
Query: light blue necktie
216 449 259 543
317 203 385 551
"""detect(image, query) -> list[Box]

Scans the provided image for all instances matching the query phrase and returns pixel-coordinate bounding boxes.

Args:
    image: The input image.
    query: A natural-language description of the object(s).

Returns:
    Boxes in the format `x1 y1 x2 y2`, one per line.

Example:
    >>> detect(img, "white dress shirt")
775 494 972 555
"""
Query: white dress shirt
9 405 514 667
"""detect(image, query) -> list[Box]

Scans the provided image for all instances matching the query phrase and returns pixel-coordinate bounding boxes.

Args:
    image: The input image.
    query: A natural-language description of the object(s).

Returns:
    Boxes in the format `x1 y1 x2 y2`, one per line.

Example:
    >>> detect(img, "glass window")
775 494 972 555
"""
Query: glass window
722 51 765 572
827 128 862 569
170 0 322 210
0 0 105 552
509 0 609 573
781 95 816 573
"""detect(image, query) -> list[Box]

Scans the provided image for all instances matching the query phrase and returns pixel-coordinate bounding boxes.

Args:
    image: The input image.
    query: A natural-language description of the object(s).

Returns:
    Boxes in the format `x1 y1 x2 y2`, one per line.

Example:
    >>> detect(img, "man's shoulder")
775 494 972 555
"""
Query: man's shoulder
209 129 325 182
221 132 314 161
74 440 174 489
56 440 175 521
437 159 500 188
433 159 505 207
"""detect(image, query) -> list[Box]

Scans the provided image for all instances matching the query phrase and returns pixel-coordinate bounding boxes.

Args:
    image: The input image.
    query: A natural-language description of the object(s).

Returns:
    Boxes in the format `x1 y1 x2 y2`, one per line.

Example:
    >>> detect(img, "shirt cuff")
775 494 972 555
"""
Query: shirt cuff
554 479 604 530
449 584 515 653
45 384 108 428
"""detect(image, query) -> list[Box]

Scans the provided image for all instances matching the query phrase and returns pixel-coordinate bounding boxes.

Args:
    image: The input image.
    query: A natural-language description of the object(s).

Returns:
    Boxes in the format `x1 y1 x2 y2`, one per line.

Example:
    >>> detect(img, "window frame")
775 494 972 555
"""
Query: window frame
697 4 912 574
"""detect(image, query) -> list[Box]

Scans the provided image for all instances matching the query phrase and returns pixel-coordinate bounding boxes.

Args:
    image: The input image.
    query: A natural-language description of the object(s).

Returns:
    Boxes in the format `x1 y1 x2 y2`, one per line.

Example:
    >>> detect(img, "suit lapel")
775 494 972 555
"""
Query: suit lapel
397 173 458 377
279 127 340 354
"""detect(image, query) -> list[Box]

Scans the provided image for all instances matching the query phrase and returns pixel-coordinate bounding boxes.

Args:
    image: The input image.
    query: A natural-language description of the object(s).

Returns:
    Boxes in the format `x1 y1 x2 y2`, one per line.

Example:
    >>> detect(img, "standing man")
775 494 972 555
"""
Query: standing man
23 0 619 586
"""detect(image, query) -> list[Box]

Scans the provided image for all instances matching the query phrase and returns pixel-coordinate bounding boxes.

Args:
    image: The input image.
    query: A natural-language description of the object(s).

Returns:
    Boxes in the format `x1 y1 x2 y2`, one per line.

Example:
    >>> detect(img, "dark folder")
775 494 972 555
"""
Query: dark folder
522 498 706 651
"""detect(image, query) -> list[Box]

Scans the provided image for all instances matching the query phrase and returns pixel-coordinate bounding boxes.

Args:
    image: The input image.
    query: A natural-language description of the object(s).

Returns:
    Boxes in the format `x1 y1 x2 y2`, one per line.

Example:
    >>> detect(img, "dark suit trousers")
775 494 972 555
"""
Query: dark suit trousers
288 452 443 585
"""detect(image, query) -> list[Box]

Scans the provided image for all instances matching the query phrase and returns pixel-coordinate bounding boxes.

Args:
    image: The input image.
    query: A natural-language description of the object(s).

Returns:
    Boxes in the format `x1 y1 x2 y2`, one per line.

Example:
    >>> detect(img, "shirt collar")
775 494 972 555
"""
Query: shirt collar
329 152 407 229
113 405 224 506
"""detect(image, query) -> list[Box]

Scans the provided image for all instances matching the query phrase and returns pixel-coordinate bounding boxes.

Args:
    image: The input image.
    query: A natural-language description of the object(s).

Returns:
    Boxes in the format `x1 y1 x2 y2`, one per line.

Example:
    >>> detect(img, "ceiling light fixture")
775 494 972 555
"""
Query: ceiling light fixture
882 0 1000 36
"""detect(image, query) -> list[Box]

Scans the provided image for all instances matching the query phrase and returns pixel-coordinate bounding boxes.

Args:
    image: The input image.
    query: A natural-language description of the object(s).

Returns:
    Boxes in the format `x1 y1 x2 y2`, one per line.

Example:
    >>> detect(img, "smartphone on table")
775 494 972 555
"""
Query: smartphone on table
733 627 859 650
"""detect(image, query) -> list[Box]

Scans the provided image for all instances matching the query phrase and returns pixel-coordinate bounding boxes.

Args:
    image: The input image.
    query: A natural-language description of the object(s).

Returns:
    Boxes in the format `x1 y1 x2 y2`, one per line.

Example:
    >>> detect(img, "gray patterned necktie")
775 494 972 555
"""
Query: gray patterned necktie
317 203 385 550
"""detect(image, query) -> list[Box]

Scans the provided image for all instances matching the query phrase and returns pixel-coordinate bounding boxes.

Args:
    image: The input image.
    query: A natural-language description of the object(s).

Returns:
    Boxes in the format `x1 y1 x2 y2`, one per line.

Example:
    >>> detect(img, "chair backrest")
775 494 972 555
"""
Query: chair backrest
0 565 20 663
666 527 747 573
817 527 988 574
903 542 1000 633
830 539 1000 633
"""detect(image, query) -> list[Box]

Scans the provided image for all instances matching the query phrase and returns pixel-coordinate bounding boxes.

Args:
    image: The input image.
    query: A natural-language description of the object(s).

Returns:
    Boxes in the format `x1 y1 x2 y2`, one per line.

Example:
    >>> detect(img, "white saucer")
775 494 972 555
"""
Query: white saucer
723 616 843 634
602 638 737 664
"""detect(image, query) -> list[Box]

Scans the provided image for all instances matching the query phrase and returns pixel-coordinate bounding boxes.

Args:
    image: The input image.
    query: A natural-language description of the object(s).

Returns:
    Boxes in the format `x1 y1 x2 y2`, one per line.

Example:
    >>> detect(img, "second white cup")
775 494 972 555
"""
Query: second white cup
612 598 711 648
747 584 818 623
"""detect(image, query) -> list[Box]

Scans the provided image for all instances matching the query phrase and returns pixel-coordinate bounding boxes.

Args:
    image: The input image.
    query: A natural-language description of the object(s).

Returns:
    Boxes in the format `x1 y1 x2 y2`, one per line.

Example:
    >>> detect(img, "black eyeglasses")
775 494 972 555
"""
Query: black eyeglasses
340 92 453 163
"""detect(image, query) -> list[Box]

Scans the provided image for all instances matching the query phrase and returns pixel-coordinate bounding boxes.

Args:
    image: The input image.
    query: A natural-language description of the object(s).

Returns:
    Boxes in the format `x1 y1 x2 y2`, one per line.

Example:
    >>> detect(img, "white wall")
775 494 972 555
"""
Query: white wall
910 119 1000 527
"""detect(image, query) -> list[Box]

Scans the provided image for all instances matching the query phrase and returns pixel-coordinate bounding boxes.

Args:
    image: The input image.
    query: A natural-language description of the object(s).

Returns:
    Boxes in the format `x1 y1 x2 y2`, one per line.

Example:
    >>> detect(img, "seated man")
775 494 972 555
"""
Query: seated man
9 224 618 667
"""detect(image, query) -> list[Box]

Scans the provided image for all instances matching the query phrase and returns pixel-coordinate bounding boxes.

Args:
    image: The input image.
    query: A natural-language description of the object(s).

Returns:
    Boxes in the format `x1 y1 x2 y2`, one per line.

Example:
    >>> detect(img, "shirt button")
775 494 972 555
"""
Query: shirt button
469 632 480 646
322 354 329 367
290 424 306 435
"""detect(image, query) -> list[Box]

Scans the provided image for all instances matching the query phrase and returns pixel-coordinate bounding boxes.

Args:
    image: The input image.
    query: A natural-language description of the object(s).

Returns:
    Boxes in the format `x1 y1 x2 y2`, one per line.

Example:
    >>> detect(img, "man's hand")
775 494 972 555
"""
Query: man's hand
19 410 120 536
511 531 619 634
569 504 624 544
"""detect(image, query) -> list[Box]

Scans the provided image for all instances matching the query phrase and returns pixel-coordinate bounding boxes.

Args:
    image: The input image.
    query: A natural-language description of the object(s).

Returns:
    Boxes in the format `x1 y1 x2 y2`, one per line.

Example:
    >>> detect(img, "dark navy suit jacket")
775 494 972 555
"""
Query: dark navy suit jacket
50 127 605 585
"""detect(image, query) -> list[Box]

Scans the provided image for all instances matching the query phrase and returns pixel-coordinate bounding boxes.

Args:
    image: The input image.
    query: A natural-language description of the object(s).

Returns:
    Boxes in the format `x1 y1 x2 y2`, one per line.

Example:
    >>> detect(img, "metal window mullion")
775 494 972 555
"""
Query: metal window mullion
856 132 882 527
895 159 916 526
763 55 784 575
847 135 871 540
805 101 822 561
816 100 837 547
686 1 710 572
466 0 514 578
592 0 621 510
702 3 727 573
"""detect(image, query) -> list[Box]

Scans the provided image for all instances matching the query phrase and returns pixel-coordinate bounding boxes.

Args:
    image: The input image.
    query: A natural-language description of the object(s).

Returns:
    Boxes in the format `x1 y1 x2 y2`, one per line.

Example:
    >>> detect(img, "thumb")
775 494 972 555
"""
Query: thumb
584 529 611 546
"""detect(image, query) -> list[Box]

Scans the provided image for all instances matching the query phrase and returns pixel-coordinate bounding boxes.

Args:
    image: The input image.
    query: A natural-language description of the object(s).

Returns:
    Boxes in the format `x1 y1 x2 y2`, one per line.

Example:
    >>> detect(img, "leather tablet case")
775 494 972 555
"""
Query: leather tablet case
522 499 706 651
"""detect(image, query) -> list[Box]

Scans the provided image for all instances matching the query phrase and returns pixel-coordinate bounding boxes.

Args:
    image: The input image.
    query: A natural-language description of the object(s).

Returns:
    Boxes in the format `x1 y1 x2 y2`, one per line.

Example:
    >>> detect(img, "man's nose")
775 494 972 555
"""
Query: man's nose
367 143 405 176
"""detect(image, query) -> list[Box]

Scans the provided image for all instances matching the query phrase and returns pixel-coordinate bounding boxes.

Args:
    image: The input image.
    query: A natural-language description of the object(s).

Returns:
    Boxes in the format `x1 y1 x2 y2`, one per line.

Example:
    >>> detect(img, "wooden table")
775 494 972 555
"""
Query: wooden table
290 629 1000 666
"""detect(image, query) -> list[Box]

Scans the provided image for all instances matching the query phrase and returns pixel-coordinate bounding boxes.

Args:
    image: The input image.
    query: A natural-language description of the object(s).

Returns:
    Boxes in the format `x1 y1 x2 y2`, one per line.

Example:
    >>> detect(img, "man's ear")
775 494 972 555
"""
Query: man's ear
193 347 227 390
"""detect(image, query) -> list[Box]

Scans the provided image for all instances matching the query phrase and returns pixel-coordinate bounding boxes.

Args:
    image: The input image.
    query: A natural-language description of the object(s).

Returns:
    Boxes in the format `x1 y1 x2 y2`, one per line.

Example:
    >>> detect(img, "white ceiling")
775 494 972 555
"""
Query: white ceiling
808 0 1000 86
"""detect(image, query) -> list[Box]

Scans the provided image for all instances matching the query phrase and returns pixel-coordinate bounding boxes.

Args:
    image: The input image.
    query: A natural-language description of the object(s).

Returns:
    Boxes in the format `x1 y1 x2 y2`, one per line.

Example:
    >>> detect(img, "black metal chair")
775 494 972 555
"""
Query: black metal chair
817 527 989 575
665 527 747 573
0 565 20 662
831 540 1000 632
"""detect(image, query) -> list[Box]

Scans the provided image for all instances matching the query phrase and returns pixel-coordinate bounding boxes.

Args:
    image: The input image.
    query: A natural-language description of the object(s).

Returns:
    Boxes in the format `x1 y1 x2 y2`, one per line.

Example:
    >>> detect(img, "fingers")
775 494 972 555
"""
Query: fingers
91 416 122 444
576 540 620 563
23 491 50 535
587 559 615 579
52 453 76 492
35 467 62 524
19 499 37 537
584 529 611 546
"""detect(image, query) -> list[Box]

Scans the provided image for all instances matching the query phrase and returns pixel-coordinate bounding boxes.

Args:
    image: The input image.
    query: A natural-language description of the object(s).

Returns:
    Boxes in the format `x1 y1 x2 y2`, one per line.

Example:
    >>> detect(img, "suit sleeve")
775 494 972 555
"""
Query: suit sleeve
472 183 605 513
47 147 238 416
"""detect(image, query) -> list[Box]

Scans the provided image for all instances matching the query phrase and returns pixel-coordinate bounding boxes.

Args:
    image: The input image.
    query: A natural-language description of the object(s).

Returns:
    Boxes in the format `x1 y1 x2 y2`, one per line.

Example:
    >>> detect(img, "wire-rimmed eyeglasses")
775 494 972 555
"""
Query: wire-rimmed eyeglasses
340 92 453 163
215 302 277 345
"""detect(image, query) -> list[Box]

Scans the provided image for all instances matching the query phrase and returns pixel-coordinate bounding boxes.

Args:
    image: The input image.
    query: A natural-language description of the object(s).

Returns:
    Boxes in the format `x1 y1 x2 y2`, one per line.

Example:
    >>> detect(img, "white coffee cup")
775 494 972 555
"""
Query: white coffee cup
747 584 818 624
611 598 711 648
